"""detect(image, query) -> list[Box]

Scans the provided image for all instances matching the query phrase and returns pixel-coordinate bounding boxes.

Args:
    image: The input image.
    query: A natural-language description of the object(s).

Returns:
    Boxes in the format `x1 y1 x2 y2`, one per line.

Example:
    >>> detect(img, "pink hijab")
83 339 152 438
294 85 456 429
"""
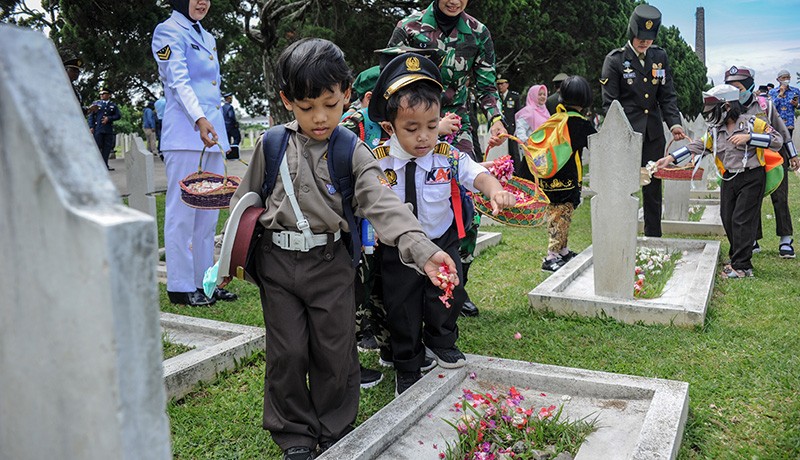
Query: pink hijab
516 85 550 131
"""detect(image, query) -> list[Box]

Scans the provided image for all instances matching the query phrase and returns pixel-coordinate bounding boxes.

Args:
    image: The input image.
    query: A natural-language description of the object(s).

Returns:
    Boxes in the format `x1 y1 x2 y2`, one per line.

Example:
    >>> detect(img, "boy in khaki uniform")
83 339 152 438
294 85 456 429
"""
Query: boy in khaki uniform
228 38 458 460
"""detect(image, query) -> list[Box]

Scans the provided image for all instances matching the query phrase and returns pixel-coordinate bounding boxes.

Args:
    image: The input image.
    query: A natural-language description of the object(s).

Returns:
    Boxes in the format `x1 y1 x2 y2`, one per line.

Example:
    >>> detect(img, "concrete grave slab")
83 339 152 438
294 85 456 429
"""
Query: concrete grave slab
637 206 725 236
125 135 157 220
322 355 689 460
161 312 265 401
529 237 720 327
0 25 170 459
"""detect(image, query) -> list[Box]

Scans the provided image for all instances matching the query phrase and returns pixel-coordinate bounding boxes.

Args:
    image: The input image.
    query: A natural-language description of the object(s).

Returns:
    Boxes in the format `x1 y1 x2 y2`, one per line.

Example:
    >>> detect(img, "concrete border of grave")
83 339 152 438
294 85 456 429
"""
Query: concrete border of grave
161 312 265 401
474 231 502 257
529 237 720 327
321 355 689 460
637 206 725 236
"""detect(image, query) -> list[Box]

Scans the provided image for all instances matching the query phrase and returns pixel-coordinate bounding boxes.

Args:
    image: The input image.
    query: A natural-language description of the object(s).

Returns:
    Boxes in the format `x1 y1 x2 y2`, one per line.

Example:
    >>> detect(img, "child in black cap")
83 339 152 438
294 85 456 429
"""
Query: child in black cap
368 53 516 396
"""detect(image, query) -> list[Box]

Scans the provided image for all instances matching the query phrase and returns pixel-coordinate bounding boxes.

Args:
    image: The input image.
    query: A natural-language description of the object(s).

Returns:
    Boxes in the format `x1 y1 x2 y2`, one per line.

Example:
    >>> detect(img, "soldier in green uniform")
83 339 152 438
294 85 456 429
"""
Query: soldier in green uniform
600 5 685 237
388 0 508 317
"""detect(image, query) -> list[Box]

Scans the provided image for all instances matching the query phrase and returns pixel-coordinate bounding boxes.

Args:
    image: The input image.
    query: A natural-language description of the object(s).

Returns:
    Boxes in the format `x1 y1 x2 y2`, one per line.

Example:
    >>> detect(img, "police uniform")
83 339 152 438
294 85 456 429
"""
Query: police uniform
601 5 681 237
368 54 489 373
152 9 230 300
222 93 241 159
671 85 783 271
229 115 441 448
726 66 800 250
87 89 121 170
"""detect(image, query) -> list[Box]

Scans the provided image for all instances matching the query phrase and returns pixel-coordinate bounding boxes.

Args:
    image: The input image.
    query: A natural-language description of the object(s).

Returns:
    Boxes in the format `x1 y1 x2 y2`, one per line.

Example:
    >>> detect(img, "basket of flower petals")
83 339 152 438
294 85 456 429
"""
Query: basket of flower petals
180 144 241 209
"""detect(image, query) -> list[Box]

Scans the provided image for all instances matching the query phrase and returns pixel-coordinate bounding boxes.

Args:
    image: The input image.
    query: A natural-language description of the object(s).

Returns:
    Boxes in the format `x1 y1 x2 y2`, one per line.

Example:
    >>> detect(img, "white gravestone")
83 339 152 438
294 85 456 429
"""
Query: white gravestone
0 25 171 460
126 135 157 220
588 101 641 299
662 122 692 221
686 116 713 191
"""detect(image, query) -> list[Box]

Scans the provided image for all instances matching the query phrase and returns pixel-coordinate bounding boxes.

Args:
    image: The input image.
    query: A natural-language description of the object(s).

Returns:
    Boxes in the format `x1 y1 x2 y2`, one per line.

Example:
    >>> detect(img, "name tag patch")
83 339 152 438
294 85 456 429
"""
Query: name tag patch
425 167 453 184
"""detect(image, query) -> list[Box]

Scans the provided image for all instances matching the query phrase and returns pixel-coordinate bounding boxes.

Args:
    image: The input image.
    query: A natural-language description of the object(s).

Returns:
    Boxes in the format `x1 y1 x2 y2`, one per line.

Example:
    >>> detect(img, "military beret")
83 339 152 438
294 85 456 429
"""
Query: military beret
368 53 443 123
374 45 441 70
552 73 568 83
627 4 661 41
724 66 755 83
352 66 380 98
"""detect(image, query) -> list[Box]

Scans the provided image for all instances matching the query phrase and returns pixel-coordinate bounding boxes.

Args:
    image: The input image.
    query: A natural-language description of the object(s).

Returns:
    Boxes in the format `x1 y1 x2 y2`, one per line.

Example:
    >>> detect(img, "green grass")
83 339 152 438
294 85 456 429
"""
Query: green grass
154 175 800 459
163 333 194 359
154 193 229 249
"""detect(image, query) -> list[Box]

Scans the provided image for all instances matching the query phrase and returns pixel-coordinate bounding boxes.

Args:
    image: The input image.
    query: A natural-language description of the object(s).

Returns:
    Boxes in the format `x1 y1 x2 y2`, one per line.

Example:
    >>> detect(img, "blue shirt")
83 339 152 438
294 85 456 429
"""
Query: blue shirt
769 86 800 128
154 97 166 120
143 107 157 129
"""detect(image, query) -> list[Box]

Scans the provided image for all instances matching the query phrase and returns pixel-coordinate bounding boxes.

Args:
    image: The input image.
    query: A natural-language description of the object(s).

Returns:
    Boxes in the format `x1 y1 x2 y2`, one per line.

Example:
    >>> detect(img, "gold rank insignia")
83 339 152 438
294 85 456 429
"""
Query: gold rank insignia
405 56 421 72
156 45 171 61
599 78 609 85
645 20 653 30
384 169 397 186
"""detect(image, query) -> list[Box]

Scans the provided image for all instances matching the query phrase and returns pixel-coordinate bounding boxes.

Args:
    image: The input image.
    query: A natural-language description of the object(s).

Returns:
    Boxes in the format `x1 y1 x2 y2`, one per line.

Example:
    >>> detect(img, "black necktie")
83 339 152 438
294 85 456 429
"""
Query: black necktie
404 160 418 217
192 24 203 41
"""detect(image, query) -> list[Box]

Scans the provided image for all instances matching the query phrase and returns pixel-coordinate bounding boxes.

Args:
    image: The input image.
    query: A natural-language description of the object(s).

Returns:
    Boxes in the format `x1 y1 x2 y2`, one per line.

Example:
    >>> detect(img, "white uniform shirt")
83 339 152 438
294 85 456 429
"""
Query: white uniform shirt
152 11 229 152
376 137 488 239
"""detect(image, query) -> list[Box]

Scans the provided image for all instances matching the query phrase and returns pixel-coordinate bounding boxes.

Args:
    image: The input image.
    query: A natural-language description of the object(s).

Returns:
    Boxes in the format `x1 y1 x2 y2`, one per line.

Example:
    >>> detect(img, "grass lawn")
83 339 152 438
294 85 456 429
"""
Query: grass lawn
156 174 800 459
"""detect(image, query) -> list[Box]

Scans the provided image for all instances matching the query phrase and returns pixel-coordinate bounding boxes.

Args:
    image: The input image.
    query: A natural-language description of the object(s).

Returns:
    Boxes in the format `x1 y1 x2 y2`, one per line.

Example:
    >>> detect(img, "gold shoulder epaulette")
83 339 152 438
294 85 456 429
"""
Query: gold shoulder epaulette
372 145 390 160
433 142 451 156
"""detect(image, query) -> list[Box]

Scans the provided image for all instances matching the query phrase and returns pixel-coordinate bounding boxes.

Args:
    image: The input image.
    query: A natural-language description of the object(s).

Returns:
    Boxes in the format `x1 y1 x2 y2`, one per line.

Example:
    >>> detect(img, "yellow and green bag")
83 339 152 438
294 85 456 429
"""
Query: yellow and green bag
521 105 585 179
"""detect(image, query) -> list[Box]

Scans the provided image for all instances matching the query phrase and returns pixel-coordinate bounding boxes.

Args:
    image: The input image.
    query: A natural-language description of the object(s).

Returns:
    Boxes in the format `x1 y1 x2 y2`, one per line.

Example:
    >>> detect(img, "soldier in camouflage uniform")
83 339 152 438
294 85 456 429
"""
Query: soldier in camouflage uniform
388 0 507 317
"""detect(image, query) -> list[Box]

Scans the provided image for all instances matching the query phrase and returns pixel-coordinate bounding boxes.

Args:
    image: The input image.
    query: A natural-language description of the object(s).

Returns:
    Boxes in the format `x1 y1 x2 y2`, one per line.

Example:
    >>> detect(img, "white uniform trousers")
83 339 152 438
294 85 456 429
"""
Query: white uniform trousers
163 149 224 292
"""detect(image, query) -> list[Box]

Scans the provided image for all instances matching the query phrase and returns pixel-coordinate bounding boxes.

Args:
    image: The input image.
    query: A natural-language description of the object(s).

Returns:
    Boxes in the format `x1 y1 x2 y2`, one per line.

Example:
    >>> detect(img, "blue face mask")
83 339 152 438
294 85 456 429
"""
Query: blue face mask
739 84 754 104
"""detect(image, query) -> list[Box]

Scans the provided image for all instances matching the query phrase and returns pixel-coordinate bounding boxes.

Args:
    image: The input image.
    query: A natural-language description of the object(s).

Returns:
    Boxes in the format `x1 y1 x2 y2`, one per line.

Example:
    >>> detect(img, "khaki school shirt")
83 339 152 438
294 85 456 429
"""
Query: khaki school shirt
685 115 783 172
231 121 440 272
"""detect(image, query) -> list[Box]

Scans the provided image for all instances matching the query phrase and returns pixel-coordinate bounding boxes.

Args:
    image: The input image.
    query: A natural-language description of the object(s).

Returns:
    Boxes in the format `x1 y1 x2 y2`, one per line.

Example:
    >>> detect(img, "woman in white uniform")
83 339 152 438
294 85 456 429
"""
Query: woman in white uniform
152 0 237 305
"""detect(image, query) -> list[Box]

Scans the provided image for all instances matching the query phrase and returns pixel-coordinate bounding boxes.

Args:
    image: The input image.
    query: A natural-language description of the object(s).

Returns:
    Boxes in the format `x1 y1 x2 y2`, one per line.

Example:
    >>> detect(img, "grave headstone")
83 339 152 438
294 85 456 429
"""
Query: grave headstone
588 101 641 299
126 135 157 220
0 25 171 460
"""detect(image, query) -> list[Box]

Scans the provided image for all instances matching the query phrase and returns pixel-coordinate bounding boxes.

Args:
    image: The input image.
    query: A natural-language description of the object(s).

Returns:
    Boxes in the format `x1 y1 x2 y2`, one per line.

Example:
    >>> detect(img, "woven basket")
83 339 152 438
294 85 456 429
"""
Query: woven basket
653 164 704 181
474 176 550 227
180 144 241 210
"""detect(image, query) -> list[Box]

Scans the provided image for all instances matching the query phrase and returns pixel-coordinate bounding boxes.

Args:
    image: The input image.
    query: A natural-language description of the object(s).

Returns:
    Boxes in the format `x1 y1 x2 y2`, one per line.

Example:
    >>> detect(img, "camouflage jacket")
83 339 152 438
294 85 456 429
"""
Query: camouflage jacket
388 2 503 132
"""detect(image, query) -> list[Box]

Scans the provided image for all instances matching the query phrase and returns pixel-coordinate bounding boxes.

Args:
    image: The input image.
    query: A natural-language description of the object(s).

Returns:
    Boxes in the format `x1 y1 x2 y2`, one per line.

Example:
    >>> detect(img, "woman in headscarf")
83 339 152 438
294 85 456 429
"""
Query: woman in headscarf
151 0 237 306
515 84 550 140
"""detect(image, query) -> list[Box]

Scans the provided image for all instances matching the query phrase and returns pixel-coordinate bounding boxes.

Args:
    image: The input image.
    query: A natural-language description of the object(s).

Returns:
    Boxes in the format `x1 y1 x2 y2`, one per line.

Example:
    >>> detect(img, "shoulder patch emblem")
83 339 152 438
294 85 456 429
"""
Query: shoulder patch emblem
156 45 171 61
383 169 397 186
599 78 609 85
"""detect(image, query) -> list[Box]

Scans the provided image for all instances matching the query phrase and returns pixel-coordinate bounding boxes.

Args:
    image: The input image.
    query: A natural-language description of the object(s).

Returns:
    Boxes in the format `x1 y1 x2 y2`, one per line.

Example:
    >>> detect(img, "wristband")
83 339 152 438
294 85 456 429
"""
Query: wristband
490 115 505 128
671 146 691 164
749 133 771 148
786 141 798 159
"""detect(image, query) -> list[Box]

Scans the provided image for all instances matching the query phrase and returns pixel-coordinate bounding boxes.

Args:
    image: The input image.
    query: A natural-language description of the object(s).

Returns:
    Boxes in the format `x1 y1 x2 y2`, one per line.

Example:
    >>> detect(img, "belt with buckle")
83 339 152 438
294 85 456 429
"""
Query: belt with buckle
272 229 341 252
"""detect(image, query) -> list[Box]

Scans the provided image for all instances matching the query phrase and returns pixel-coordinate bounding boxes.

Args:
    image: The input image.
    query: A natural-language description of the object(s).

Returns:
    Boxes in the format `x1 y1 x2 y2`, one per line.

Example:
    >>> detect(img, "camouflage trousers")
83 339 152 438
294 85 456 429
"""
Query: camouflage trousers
354 252 390 347
546 202 575 253
458 212 482 264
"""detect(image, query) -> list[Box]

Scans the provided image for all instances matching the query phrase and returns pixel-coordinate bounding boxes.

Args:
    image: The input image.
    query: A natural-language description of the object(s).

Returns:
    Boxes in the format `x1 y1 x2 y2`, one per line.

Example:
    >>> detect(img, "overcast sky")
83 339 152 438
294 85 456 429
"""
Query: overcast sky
648 0 800 86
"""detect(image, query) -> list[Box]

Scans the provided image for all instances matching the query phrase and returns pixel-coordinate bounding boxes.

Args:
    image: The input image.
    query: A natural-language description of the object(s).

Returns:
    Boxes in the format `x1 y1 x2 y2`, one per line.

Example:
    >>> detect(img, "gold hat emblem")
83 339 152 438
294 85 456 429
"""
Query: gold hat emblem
645 20 653 30
405 56 421 72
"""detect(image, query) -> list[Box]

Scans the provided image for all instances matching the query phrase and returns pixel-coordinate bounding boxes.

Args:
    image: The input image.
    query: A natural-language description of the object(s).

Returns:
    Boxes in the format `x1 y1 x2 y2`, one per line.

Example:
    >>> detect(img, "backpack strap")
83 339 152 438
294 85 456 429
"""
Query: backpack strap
326 126 362 267
260 125 291 199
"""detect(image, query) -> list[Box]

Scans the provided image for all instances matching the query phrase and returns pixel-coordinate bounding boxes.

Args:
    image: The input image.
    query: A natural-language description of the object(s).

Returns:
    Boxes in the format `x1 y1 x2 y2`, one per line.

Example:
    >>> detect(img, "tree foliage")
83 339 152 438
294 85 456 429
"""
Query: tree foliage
656 25 707 118
2 0 708 121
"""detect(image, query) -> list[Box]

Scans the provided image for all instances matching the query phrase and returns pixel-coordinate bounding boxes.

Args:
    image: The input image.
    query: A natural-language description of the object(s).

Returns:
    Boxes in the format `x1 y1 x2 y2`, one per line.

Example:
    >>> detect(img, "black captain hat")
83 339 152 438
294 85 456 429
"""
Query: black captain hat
222 92 233 98
374 45 441 70
368 53 444 123
627 4 661 41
